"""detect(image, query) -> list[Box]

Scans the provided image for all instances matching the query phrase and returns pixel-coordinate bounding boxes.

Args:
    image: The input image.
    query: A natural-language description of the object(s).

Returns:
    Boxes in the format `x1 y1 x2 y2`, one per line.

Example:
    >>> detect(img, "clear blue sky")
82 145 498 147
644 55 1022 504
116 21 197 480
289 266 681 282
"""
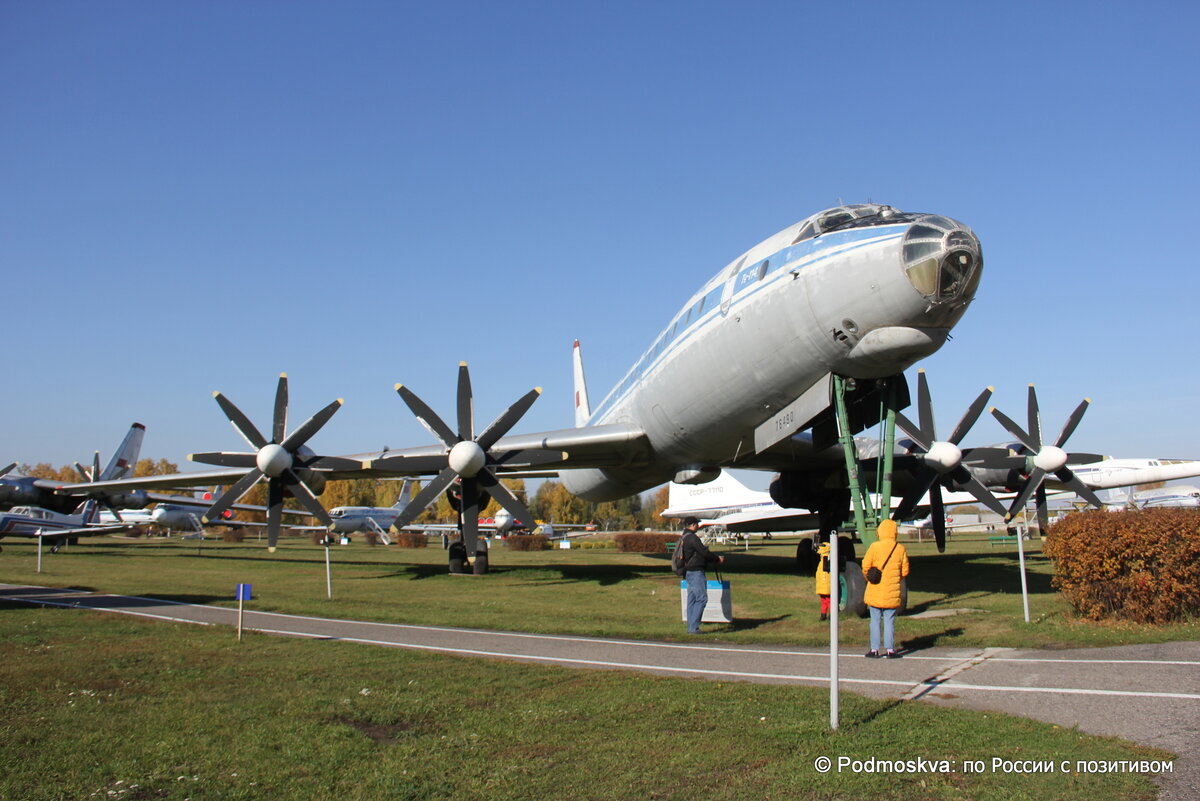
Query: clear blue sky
2 1 1197 483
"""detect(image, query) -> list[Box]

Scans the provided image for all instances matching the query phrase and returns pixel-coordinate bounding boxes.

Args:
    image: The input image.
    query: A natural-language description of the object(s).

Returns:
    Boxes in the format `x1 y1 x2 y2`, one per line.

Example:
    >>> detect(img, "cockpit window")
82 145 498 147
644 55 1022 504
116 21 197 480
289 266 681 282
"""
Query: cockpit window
792 204 915 243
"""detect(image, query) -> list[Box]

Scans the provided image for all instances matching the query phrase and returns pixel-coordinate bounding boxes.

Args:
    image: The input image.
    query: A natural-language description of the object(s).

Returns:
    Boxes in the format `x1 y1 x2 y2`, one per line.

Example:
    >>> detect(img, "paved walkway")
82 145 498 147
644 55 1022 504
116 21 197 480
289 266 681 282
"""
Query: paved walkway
3 582 1197 799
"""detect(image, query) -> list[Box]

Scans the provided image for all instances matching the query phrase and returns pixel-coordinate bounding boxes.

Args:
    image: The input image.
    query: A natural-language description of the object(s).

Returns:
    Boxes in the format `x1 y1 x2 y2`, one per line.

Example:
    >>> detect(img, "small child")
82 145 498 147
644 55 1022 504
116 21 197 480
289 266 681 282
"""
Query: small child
814 534 831 621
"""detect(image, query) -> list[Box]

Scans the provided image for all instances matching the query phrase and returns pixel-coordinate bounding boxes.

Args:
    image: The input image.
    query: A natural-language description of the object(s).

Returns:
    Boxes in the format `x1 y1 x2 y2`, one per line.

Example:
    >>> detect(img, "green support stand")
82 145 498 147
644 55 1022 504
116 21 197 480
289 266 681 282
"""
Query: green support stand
832 375 902 548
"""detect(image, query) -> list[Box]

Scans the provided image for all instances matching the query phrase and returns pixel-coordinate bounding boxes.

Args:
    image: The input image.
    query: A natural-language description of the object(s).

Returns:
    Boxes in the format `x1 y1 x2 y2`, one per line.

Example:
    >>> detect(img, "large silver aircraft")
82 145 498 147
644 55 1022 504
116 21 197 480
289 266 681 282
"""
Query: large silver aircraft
67 203 1033 552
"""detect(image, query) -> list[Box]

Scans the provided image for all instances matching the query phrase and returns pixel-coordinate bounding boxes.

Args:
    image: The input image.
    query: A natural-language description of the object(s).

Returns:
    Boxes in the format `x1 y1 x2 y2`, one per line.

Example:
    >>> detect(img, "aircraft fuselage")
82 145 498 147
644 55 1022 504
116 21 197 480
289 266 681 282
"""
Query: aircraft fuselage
563 205 982 501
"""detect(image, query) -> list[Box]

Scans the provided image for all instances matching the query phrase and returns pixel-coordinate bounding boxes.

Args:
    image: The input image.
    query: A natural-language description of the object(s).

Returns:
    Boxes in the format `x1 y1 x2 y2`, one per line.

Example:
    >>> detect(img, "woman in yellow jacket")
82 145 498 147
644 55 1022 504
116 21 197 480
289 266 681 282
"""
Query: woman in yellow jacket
861 519 909 659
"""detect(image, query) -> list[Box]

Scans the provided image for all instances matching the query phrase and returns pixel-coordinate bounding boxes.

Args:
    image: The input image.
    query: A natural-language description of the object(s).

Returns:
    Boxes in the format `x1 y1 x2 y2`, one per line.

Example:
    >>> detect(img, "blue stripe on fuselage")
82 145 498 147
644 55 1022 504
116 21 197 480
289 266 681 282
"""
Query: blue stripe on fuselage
589 225 906 423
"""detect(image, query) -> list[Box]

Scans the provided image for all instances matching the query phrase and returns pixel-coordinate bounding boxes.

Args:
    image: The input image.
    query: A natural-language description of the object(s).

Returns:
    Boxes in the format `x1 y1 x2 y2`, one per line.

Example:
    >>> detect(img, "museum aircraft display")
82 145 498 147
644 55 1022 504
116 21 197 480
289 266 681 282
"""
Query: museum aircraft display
2 424 145 514
0 501 130 552
62 203 1119 555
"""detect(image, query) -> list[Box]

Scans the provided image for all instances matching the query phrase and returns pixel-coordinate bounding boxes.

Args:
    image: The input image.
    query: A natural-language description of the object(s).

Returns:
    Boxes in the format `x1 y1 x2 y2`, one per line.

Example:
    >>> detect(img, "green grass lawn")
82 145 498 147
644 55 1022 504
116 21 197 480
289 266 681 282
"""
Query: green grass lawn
1 532 1195 650
0 604 1170 801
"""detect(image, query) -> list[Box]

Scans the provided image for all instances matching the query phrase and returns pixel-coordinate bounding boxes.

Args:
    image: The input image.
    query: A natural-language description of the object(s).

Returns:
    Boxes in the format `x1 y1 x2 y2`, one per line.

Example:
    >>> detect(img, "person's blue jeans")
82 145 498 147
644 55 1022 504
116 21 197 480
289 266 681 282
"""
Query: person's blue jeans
685 570 707 633
869 605 897 652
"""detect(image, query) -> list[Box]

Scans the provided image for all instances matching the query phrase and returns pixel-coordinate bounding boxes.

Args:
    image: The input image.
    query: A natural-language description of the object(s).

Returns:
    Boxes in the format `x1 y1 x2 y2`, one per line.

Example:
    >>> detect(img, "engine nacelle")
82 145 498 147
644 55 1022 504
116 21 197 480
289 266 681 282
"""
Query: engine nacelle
105 490 150 509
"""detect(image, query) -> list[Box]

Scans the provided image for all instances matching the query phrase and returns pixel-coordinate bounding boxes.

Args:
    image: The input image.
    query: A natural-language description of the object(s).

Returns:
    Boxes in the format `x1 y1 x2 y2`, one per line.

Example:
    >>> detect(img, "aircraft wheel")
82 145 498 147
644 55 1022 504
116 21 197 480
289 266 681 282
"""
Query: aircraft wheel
795 537 818 575
841 561 867 618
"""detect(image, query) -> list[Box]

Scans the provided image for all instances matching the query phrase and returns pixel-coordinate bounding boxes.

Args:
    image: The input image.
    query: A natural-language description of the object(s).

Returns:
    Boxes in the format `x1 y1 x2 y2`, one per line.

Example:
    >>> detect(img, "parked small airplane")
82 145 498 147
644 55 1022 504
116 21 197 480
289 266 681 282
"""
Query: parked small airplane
0 501 130 552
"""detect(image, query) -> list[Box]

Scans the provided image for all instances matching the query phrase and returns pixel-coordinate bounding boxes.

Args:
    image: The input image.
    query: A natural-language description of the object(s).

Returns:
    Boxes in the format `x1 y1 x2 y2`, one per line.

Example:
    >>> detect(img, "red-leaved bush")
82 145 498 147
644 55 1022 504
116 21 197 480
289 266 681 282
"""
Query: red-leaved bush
1043 509 1200 623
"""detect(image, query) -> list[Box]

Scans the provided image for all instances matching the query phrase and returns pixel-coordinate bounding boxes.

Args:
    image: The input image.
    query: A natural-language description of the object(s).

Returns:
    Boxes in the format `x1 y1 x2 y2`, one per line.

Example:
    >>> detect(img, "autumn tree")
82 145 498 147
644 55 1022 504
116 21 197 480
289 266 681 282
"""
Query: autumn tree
134 458 179 477
648 485 671 528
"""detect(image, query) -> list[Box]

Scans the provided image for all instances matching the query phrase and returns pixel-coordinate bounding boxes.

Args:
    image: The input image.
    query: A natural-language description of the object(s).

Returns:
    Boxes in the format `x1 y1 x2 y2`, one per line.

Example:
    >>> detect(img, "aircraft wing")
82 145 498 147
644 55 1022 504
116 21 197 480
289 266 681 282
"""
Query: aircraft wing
25 524 133 538
362 422 650 475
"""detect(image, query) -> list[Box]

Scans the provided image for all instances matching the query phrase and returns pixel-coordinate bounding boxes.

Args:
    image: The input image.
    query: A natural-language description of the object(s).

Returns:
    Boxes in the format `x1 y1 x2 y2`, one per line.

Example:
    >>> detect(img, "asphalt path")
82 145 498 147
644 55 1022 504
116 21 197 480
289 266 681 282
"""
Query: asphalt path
3 582 1197 799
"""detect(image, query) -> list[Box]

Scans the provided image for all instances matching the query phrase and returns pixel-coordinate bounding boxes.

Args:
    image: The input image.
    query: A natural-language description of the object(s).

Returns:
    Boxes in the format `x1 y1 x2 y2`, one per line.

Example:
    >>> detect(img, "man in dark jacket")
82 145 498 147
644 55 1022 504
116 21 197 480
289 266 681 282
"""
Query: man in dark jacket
680 517 725 634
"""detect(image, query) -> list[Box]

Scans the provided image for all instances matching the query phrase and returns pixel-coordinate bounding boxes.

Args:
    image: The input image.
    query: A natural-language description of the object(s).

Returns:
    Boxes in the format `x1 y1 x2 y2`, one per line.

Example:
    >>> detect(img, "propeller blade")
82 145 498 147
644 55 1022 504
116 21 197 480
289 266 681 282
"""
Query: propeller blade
1006 466 1046 521
215 392 269 450
0 462 15 478
460 475 480 554
92 451 101 483
959 447 1019 469
1066 452 1105 465
74 462 91 482
296 454 367 471
1027 384 1042 449
203 469 264 522
477 470 536 531
990 407 1039 453
894 411 932 451
1034 484 1050 535
915 369 934 442
1057 467 1104 509
189 452 259 469
487 448 567 469
273 373 289 443
1055 398 1091 448
456 362 474 442
266 480 284 549
477 387 542 451
947 386 994 445
390 467 457 530
282 470 333 528
951 467 1009 517
280 398 344 452
106 504 124 523
395 384 458 447
894 468 939 522
366 453 450 473
931 483 946 553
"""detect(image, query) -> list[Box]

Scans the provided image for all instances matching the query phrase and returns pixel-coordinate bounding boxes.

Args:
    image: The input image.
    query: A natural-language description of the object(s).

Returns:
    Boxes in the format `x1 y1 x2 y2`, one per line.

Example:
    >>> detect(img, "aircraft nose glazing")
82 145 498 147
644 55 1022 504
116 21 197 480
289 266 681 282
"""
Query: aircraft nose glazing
901 215 983 306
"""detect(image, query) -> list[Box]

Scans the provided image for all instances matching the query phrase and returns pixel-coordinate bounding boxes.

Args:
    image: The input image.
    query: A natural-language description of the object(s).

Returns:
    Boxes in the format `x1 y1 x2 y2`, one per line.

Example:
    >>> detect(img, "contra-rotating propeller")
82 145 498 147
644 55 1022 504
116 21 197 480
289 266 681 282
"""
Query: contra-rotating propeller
372 362 546 551
189 373 361 550
893 369 1008 552
990 384 1104 522
73 451 126 521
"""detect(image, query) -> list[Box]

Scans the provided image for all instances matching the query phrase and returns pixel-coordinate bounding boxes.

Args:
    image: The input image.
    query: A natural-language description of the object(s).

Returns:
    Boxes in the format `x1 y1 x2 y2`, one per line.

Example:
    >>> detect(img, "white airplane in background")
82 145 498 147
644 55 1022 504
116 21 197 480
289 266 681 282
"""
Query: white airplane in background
665 458 1200 537
1098 482 1200 510
0 501 130 552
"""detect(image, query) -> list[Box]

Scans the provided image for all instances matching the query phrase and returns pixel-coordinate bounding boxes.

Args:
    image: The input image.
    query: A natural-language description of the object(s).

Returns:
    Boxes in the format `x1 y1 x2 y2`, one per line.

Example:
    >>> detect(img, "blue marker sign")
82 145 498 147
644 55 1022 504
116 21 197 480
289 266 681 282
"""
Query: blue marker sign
236 583 252 601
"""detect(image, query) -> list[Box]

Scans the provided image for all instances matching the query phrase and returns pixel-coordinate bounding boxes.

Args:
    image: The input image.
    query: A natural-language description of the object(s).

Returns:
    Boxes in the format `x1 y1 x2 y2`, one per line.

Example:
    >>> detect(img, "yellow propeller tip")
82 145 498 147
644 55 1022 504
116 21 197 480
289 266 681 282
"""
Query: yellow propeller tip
394 383 403 391
459 360 468 367
986 385 995 392
280 372 288 378
535 387 544 394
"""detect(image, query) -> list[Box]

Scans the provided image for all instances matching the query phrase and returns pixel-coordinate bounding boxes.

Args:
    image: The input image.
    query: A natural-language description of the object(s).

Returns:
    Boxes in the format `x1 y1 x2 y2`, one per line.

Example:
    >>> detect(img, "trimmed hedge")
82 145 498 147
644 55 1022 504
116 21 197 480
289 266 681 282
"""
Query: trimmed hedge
507 535 550 551
1043 509 1200 623
392 531 428 548
614 532 680 554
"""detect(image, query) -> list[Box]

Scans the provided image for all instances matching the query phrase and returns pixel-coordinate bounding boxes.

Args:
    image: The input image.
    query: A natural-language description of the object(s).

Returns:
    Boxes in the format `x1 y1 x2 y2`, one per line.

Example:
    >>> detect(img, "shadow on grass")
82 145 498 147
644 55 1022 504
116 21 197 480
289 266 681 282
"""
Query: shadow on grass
728 614 790 632
909 552 1056 597
899 626 965 652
